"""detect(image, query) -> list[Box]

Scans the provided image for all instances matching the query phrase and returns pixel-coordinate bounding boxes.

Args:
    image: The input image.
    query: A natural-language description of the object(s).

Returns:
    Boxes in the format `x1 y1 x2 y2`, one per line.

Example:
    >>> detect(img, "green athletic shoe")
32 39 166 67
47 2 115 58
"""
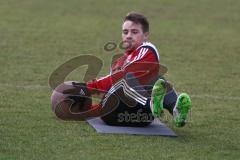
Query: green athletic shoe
150 79 167 118
173 93 192 127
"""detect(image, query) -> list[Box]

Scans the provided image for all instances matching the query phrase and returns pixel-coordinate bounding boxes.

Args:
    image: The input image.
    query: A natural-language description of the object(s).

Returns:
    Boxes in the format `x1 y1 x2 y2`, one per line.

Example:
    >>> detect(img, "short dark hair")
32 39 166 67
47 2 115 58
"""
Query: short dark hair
124 12 149 33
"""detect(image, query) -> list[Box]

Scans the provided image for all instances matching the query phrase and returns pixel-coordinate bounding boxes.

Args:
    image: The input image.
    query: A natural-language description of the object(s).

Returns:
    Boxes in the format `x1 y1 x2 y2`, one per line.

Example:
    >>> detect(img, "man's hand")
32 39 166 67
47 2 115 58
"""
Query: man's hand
62 82 89 96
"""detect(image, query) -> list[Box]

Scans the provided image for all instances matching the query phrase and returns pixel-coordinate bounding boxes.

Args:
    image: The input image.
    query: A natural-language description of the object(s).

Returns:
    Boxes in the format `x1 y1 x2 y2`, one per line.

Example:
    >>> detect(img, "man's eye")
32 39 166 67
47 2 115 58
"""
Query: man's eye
123 31 128 35
132 31 138 34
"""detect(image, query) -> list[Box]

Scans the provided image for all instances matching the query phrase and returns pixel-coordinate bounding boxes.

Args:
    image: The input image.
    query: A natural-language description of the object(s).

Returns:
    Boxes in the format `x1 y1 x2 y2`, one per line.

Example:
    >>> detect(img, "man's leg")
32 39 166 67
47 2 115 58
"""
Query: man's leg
151 79 192 127
163 88 178 115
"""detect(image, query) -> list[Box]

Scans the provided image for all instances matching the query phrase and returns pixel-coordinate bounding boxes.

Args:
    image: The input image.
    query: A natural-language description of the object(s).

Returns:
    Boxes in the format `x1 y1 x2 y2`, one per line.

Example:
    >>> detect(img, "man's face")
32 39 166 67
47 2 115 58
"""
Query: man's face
122 20 149 51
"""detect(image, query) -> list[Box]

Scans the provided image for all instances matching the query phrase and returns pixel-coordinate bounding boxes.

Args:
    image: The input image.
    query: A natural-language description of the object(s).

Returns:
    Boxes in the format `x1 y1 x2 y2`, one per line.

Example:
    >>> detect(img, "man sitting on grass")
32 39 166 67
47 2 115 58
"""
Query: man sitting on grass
64 12 192 127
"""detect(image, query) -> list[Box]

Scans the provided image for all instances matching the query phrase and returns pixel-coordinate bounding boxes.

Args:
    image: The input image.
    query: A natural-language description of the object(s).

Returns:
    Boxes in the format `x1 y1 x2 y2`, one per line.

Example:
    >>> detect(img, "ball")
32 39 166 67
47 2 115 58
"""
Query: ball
50 81 92 120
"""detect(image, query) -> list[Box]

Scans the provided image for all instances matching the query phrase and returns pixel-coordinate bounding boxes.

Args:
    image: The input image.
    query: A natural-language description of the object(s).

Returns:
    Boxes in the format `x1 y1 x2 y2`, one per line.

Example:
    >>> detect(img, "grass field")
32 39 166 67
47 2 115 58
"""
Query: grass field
0 0 240 159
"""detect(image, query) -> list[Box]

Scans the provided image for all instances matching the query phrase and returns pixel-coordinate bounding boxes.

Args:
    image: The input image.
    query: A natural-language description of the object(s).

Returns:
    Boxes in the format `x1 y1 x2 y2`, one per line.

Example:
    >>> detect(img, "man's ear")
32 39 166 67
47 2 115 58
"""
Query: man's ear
144 32 149 40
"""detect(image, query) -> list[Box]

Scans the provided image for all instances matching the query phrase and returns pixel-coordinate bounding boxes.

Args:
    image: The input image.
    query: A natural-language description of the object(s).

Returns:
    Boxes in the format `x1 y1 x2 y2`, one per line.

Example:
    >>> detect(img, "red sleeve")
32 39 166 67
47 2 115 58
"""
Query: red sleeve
87 47 159 93
86 75 113 93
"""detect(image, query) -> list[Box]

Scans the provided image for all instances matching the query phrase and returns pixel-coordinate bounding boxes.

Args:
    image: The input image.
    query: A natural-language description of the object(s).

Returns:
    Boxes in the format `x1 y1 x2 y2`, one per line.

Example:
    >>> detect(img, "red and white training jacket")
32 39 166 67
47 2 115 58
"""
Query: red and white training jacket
87 42 160 93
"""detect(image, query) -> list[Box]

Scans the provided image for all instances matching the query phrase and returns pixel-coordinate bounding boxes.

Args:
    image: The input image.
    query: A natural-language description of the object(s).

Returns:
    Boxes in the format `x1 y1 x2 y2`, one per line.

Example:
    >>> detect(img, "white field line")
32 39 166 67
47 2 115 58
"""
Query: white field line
0 83 240 101
0 83 49 90
191 94 240 101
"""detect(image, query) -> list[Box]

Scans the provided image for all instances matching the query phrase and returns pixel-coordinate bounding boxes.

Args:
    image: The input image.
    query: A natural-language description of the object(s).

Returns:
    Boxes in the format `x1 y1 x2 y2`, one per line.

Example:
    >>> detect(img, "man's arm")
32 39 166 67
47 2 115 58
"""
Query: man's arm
87 47 159 94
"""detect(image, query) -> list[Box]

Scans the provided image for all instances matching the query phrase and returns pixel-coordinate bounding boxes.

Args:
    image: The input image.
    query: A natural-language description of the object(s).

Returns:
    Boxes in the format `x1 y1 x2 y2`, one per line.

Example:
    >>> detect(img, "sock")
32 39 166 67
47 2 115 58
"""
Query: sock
163 89 178 115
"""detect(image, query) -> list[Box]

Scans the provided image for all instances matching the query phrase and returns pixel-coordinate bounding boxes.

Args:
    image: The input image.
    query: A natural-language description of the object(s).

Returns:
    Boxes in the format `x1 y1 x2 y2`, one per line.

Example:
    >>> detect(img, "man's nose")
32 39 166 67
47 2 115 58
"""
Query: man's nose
126 32 132 39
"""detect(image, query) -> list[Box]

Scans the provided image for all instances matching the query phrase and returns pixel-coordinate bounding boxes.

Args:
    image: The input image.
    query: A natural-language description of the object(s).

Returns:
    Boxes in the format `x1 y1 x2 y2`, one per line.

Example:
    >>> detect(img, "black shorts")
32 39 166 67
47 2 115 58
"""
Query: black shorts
101 89 154 127
100 77 154 127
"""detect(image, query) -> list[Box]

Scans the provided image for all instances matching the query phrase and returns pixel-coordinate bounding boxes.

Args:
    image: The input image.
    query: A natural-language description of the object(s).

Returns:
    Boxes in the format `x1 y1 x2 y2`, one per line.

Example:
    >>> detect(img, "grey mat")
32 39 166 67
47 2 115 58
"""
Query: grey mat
87 118 177 137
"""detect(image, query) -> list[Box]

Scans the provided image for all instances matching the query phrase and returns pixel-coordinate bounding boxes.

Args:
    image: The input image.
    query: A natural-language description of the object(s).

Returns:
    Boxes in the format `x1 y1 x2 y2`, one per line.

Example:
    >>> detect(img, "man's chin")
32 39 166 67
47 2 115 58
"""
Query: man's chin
122 42 137 50
126 46 136 52
121 41 131 49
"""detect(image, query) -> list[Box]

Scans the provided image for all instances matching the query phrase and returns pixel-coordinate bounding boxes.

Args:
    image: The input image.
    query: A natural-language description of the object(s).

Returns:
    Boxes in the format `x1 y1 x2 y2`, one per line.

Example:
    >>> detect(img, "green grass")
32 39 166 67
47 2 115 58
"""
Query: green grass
0 0 240 159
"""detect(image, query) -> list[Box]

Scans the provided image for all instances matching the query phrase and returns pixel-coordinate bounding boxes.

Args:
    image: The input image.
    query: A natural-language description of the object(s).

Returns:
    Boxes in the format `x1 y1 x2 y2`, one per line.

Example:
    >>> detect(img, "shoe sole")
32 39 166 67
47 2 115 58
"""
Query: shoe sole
175 93 191 127
151 79 166 117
